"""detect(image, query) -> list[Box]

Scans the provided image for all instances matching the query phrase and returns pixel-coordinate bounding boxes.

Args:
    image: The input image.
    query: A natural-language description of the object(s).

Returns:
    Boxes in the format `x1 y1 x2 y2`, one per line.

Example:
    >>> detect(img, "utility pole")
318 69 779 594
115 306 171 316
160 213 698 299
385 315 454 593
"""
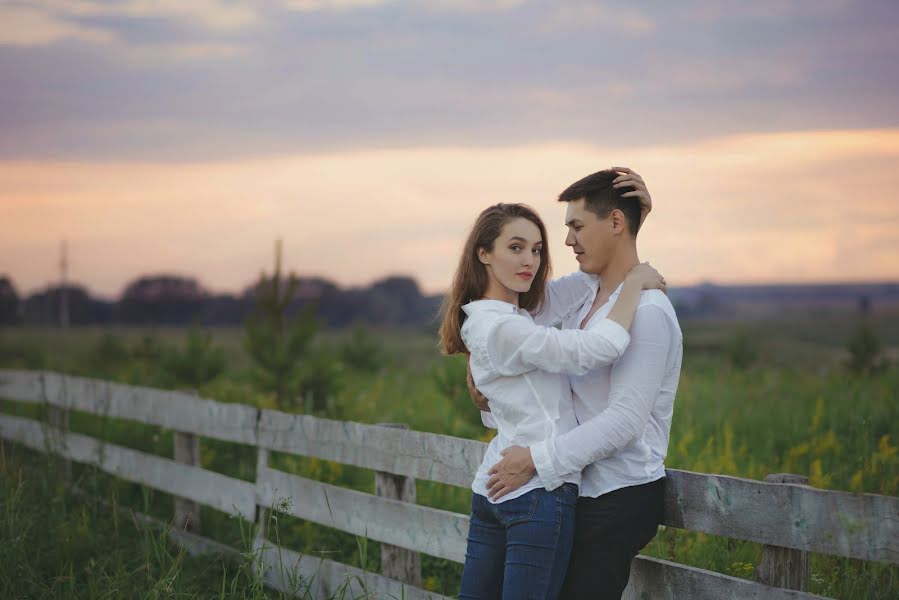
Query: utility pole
59 239 69 328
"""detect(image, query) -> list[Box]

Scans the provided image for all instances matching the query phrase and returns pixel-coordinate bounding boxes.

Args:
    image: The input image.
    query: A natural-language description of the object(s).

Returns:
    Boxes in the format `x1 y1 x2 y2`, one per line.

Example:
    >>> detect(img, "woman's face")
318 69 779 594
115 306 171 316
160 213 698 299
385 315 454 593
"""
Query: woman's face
478 217 543 304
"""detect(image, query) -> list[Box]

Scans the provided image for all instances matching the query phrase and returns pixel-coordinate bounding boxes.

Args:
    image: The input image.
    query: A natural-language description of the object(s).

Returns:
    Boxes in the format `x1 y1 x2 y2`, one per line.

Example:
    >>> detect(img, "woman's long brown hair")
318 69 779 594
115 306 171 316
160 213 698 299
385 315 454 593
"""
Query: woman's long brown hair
438 203 551 355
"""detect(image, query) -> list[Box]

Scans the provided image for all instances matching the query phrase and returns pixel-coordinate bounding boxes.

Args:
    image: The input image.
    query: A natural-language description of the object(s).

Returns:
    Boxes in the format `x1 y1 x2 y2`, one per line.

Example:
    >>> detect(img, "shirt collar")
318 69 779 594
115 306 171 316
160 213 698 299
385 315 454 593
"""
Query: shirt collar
462 298 521 317
604 280 625 298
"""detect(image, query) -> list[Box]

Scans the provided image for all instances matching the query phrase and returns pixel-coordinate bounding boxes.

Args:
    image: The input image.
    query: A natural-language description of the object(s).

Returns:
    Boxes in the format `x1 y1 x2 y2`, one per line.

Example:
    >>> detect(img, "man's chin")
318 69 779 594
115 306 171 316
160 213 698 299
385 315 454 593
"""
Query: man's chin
577 261 601 276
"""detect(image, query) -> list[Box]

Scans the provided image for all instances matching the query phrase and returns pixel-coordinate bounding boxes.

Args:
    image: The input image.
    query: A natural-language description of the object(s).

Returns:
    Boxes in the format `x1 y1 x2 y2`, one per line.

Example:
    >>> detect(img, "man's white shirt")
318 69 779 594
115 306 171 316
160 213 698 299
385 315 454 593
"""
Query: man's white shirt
461 289 632 503
529 272 683 497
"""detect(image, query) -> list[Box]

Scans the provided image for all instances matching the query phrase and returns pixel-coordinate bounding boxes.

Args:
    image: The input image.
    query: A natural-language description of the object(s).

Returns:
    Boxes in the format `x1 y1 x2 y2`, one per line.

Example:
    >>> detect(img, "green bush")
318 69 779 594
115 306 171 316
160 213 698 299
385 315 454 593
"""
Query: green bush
726 330 759 370
339 325 385 373
846 319 889 377
163 325 225 389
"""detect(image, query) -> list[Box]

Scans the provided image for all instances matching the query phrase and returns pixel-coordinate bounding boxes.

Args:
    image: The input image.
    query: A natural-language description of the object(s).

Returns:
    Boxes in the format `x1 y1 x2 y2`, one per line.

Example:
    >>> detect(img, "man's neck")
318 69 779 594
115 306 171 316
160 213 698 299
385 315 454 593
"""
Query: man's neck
595 244 640 301
579 244 639 329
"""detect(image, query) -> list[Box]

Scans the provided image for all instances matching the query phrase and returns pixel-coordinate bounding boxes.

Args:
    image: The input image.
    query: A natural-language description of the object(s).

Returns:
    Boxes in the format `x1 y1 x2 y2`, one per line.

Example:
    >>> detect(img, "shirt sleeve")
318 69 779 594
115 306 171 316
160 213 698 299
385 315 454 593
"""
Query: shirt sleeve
483 313 631 377
531 271 595 327
481 411 497 429
530 304 674 489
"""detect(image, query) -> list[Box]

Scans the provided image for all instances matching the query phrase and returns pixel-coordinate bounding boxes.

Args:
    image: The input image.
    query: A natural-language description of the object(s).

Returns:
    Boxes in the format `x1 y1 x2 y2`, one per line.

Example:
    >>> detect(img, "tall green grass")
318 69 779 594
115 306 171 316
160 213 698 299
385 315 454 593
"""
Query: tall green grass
1 316 897 598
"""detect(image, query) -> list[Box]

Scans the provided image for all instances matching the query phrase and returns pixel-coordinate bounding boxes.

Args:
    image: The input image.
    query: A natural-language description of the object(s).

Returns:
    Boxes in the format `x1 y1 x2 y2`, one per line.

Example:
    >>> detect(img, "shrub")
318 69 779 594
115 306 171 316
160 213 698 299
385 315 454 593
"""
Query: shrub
163 325 225 389
726 330 759 370
846 319 889 377
339 325 385 373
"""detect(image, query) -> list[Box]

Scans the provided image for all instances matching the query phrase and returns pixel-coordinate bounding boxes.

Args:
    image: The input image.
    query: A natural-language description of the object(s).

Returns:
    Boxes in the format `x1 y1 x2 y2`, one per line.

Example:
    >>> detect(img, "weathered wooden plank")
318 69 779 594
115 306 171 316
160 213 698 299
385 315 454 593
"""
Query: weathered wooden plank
0 414 256 520
257 409 485 487
15 371 259 445
71 484 243 561
0 369 43 403
623 555 832 600
133 510 242 560
663 469 899 563
254 537 454 600
256 466 469 563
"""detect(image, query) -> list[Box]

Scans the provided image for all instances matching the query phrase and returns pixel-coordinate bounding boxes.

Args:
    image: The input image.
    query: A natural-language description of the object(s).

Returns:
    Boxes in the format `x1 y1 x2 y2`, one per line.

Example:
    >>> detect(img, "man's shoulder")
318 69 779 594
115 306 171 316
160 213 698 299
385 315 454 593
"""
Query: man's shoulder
636 290 682 335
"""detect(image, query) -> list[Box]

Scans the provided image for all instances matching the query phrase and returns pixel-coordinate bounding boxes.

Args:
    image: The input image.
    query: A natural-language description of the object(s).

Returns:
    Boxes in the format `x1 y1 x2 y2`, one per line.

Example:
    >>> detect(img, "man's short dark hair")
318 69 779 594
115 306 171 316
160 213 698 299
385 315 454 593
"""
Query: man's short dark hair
558 169 641 236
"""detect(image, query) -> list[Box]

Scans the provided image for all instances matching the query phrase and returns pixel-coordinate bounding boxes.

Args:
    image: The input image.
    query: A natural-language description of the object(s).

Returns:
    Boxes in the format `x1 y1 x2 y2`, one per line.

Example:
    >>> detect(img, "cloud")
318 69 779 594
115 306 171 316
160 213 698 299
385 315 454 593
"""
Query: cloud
0 5 117 46
114 41 250 66
0 1 895 163
543 3 655 35
282 0 396 12
684 0 852 23
44 0 260 31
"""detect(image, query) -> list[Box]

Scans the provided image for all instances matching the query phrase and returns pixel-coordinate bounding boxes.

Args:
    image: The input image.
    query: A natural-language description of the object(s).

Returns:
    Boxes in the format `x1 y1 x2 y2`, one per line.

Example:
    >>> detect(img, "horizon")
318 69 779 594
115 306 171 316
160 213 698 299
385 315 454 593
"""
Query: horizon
5 266 898 302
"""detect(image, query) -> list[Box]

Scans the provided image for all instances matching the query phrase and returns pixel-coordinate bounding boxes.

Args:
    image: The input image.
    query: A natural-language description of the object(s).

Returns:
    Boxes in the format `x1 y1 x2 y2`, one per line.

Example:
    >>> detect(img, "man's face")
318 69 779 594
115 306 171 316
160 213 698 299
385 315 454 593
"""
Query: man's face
564 198 615 275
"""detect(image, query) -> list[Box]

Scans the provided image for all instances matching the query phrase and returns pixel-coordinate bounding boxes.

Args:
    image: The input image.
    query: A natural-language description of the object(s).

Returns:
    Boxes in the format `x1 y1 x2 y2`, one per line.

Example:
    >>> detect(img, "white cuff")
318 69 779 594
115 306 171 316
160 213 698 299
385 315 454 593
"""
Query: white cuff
530 440 564 491
481 411 498 429
594 318 631 357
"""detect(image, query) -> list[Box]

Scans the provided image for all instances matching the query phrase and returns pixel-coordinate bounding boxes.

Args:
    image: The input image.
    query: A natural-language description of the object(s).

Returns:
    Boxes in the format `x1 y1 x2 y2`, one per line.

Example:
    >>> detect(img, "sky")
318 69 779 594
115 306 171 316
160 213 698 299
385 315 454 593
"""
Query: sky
1 0 897 298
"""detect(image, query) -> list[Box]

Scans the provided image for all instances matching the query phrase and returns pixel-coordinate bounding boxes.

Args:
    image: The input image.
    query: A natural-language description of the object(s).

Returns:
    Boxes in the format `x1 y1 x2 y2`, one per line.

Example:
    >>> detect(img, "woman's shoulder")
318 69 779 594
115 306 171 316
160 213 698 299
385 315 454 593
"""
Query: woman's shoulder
462 301 530 344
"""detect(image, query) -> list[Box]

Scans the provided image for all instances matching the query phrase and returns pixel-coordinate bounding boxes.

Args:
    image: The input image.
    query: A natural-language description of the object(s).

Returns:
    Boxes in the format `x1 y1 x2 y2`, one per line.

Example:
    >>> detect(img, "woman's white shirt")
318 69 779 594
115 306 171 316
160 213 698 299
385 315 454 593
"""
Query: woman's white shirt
461 297 631 503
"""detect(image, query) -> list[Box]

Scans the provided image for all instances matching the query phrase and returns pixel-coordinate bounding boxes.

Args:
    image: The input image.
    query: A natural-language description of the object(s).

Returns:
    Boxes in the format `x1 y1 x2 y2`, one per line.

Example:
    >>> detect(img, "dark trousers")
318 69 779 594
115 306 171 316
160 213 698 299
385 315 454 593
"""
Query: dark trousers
559 478 665 600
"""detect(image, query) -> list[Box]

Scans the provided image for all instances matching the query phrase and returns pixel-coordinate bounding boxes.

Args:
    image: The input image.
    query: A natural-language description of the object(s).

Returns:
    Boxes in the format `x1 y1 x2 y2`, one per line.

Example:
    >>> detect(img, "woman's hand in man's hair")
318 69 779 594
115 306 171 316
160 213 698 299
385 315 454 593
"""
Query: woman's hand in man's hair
611 166 652 227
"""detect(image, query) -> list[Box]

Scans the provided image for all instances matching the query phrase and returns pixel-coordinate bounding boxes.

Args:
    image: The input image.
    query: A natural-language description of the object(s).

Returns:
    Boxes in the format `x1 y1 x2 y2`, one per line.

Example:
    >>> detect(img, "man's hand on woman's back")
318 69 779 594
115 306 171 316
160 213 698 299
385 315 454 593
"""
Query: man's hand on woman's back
466 354 490 412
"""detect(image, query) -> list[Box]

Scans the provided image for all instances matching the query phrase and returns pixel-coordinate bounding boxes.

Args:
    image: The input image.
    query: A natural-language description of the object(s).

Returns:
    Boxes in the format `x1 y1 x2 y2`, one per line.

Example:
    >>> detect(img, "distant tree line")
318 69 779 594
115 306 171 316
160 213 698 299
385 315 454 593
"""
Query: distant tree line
0 274 442 329
3 274 898 328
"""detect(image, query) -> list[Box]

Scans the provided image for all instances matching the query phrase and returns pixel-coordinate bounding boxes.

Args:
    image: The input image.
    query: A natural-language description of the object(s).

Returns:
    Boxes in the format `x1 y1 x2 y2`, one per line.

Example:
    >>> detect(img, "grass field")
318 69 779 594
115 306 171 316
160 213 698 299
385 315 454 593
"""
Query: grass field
1 311 898 598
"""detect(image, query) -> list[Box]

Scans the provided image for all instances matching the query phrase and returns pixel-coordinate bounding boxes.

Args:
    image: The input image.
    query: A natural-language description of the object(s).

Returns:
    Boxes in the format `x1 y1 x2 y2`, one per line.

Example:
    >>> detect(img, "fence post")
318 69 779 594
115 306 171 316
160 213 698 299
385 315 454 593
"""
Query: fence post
173 391 202 533
374 423 422 587
47 407 72 483
42 373 72 485
756 473 809 591
254 445 271 547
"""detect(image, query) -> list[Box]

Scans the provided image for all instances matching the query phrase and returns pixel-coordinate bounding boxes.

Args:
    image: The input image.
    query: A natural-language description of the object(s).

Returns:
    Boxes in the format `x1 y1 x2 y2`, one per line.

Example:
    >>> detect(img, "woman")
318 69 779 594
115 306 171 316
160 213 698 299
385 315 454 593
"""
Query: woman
439 203 665 600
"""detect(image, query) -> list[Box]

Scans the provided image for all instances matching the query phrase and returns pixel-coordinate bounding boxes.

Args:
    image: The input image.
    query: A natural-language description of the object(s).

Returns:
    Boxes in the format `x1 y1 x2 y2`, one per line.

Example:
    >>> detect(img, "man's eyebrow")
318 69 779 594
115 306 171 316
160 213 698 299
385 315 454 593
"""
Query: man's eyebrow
565 218 581 227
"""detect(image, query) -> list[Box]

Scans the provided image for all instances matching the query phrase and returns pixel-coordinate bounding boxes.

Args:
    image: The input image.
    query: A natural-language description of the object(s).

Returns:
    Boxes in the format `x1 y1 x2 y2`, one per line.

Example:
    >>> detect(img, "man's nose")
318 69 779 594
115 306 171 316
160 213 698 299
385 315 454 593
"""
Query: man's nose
565 231 575 246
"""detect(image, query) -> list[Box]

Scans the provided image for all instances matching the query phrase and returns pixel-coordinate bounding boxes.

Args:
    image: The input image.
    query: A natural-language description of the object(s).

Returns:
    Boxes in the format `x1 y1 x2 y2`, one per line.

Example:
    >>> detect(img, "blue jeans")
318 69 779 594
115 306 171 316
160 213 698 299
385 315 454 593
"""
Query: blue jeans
458 483 578 600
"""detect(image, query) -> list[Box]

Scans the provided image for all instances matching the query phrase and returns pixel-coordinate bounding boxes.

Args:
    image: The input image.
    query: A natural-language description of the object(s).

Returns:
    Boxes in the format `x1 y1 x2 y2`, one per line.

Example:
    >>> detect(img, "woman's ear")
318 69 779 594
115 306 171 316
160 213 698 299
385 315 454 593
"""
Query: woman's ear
477 248 490 265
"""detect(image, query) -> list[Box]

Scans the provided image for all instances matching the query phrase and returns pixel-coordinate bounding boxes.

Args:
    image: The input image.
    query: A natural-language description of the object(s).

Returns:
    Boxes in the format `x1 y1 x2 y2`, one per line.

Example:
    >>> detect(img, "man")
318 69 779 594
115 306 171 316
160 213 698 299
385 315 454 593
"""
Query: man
468 167 683 599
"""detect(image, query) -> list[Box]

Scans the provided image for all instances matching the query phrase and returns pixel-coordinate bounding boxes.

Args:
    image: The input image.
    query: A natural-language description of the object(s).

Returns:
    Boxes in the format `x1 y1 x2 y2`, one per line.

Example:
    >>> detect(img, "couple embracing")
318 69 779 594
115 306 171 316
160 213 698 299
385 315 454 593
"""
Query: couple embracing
439 168 683 600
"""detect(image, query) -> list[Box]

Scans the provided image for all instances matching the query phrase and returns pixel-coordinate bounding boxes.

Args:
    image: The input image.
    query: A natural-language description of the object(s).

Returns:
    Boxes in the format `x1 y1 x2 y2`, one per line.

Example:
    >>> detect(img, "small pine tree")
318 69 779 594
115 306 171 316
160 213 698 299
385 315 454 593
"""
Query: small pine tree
846 318 888 377
300 344 344 414
339 325 385 373
87 332 129 378
727 330 759 371
164 324 225 389
244 241 319 409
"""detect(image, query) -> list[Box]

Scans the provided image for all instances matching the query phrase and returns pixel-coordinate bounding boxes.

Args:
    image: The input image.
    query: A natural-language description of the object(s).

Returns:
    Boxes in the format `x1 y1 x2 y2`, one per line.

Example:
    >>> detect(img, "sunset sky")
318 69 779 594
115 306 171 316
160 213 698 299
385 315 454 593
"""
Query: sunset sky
1 0 897 298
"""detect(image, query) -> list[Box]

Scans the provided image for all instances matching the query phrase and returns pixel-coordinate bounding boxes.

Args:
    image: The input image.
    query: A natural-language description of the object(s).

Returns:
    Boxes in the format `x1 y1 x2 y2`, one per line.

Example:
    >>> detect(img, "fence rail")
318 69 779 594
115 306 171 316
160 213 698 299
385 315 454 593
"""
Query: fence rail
1 369 896 599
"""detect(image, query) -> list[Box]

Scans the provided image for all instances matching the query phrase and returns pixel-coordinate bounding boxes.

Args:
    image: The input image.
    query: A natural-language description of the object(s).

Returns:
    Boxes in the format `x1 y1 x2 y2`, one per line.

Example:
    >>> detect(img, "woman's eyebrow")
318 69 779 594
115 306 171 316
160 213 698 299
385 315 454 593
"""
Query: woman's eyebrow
507 236 542 244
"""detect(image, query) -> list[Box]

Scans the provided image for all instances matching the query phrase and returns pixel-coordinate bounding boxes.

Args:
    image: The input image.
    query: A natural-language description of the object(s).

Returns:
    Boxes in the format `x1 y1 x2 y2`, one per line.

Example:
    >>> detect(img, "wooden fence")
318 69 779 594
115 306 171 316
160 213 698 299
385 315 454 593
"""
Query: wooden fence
0 369 896 599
